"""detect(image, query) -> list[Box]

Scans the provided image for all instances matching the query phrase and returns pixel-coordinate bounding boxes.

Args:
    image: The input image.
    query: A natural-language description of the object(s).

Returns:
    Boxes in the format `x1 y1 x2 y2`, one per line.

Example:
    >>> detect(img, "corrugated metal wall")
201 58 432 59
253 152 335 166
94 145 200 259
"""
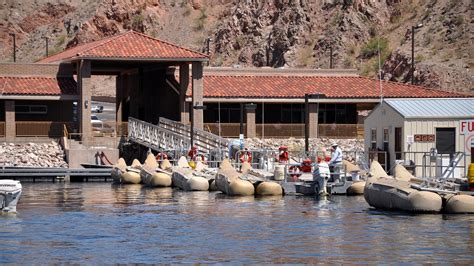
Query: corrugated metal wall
365 103 471 177
404 119 470 176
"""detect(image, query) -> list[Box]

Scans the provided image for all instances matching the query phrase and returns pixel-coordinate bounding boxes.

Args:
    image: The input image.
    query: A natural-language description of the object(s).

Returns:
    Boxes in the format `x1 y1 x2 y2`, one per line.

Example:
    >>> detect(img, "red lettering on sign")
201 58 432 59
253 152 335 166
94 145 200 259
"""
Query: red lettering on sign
461 120 474 134
414 134 435 142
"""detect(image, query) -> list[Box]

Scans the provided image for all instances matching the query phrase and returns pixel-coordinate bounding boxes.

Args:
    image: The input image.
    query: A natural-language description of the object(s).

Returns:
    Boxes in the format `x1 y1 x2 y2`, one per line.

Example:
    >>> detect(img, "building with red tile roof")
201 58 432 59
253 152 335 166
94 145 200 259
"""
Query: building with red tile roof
0 31 469 143
190 68 464 100
0 31 208 145
199 75 460 99
38 30 208 63
0 76 77 96
179 67 467 138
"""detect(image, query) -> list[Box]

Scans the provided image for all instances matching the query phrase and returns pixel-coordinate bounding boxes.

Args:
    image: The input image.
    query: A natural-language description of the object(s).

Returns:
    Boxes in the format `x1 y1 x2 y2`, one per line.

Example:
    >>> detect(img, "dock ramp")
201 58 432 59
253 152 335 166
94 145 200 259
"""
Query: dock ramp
128 117 229 156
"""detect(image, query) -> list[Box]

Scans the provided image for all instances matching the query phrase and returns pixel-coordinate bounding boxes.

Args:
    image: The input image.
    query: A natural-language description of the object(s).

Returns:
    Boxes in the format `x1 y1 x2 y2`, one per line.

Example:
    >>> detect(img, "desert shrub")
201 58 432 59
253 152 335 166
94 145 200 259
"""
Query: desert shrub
360 37 389 59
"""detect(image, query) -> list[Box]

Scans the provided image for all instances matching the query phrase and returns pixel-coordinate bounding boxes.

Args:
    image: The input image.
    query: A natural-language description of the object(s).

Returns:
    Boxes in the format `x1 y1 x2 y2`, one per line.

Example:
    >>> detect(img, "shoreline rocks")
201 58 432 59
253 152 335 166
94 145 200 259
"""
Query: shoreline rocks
0 141 68 168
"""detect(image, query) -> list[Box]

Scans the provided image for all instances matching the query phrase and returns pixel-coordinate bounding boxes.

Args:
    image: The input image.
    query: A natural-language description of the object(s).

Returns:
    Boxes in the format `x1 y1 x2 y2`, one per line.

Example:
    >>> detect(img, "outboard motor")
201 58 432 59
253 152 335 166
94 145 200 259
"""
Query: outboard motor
0 180 22 213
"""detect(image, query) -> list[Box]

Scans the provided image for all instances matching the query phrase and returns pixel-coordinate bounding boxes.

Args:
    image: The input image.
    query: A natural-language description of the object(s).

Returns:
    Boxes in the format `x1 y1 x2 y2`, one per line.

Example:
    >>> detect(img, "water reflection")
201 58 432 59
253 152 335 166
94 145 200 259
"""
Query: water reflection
0 183 473 264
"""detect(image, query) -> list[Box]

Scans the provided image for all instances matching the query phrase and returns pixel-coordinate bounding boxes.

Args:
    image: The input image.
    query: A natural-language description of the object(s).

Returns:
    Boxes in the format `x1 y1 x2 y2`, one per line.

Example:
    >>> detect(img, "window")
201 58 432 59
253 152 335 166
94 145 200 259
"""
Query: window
203 103 241 123
15 105 47 114
383 128 389 143
281 104 303 123
383 128 389 155
371 128 377 149
318 104 357 124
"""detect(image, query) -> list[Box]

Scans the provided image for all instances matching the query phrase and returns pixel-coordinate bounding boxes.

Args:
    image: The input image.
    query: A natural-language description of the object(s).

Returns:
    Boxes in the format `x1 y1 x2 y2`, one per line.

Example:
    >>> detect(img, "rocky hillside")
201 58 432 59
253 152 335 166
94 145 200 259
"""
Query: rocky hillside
1 0 472 93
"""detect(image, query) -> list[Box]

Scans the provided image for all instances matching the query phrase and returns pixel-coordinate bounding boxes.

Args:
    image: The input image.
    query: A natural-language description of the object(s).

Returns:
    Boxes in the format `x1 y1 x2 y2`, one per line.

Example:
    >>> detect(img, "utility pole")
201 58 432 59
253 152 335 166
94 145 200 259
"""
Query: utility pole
304 94 309 153
411 24 423 84
206 37 212 66
43 36 49 57
9 33 16 62
329 46 333 69
411 26 415 84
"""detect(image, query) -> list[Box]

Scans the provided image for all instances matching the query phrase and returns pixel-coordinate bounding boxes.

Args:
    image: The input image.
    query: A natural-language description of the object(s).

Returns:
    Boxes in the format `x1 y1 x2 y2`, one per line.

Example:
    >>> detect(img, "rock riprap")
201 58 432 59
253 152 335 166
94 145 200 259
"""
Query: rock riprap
0 141 68 168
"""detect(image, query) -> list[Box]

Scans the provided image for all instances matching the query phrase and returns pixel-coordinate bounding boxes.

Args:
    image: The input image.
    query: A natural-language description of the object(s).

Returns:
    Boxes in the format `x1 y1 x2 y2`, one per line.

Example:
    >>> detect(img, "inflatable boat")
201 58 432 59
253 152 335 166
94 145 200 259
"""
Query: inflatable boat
444 194 474 214
111 158 141 184
364 161 442 213
215 159 255 196
240 162 283 196
171 156 210 191
140 154 172 187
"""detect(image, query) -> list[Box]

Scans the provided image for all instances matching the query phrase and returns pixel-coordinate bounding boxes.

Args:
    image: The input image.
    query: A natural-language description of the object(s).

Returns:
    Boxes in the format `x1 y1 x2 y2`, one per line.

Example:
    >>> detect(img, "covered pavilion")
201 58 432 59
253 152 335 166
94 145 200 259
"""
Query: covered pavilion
37 30 208 144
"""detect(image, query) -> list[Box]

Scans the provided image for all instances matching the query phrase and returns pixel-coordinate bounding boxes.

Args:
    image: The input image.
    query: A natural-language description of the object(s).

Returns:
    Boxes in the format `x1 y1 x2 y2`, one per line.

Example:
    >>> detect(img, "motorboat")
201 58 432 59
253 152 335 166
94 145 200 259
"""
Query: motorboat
111 158 141 184
215 159 255 196
0 180 22 213
364 161 442 213
140 154 172 187
171 157 210 191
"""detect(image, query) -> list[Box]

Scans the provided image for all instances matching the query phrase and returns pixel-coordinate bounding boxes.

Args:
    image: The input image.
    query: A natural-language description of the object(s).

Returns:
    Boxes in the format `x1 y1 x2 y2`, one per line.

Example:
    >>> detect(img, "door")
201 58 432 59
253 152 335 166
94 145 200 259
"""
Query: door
395 127 402 160
436 128 455 155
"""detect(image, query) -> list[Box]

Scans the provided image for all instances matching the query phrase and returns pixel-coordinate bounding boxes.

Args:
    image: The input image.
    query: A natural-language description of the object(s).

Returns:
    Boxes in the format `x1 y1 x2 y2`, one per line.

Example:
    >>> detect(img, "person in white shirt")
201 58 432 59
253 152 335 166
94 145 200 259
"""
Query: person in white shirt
329 142 343 183
312 156 331 195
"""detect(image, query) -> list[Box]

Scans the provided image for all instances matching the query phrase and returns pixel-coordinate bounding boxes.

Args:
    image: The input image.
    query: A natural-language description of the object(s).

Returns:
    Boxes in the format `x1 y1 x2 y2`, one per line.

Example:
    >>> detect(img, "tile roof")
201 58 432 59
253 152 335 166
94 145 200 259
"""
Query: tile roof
0 76 77 96
39 31 208 63
191 75 465 99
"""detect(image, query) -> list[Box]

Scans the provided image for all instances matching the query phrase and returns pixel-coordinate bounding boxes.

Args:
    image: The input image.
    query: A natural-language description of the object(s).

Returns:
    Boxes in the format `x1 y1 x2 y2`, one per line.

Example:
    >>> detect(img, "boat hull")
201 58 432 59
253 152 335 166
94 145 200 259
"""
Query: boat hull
346 181 365 195
255 181 283 196
215 169 254 196
111 167 123 183
445 195 474 214
364 177 442 213
172 168 209 191
121 170 141 184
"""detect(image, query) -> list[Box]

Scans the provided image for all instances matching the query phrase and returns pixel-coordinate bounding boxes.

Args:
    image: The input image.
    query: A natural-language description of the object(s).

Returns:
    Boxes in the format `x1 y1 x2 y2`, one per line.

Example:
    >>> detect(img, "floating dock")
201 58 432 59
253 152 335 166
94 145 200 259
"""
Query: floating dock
0 167 112 182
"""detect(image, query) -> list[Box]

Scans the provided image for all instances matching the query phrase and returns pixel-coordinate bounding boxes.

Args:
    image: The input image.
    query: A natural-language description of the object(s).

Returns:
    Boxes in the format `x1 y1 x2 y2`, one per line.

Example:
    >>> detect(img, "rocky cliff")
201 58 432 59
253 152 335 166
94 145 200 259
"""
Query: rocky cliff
1 0 472 93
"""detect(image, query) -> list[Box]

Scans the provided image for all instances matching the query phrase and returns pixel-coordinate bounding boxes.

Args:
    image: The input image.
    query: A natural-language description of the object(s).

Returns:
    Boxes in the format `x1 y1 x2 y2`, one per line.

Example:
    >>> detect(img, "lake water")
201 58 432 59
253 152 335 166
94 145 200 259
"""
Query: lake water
1 182 473 264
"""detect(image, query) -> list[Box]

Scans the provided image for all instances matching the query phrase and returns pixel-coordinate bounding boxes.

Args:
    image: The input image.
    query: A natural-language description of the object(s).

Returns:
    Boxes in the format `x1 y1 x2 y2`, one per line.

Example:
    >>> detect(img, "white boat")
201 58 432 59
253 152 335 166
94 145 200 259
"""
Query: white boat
215 159 255 196
140 154 172 187
0 180 22 213
111 158 141 184
364 161 442 213
172 157 209 191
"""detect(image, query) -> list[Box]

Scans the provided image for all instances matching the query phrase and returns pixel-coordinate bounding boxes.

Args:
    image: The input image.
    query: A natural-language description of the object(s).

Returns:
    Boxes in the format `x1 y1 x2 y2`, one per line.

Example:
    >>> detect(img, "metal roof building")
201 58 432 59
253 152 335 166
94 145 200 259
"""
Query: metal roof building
364 98 473 178
384 98 474 119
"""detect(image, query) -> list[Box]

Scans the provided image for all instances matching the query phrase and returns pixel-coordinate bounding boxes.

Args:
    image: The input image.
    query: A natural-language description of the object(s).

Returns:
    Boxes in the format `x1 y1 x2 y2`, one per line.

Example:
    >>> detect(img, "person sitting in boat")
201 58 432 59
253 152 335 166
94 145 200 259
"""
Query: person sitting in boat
328 142 343 183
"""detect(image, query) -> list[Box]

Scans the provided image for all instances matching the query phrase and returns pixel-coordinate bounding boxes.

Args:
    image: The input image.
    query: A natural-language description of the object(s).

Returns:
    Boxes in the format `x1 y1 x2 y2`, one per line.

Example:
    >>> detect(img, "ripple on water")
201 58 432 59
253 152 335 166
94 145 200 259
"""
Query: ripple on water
1 183 473 264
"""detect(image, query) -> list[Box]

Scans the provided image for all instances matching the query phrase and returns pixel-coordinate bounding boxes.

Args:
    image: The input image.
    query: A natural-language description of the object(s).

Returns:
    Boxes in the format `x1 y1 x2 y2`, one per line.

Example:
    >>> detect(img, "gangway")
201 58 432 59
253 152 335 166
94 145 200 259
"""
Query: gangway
128 117 229 156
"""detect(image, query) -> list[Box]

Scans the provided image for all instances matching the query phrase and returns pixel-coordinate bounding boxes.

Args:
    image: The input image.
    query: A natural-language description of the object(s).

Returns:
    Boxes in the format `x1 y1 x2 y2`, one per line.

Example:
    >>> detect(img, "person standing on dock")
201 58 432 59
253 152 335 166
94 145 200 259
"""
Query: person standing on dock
329 142 343 183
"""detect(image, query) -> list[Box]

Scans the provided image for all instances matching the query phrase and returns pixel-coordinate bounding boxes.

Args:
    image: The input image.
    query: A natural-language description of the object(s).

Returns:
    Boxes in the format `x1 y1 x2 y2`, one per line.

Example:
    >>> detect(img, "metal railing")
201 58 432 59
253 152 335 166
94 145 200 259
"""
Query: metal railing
203 123 363 138
159 117 229 153
128 117 229 155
